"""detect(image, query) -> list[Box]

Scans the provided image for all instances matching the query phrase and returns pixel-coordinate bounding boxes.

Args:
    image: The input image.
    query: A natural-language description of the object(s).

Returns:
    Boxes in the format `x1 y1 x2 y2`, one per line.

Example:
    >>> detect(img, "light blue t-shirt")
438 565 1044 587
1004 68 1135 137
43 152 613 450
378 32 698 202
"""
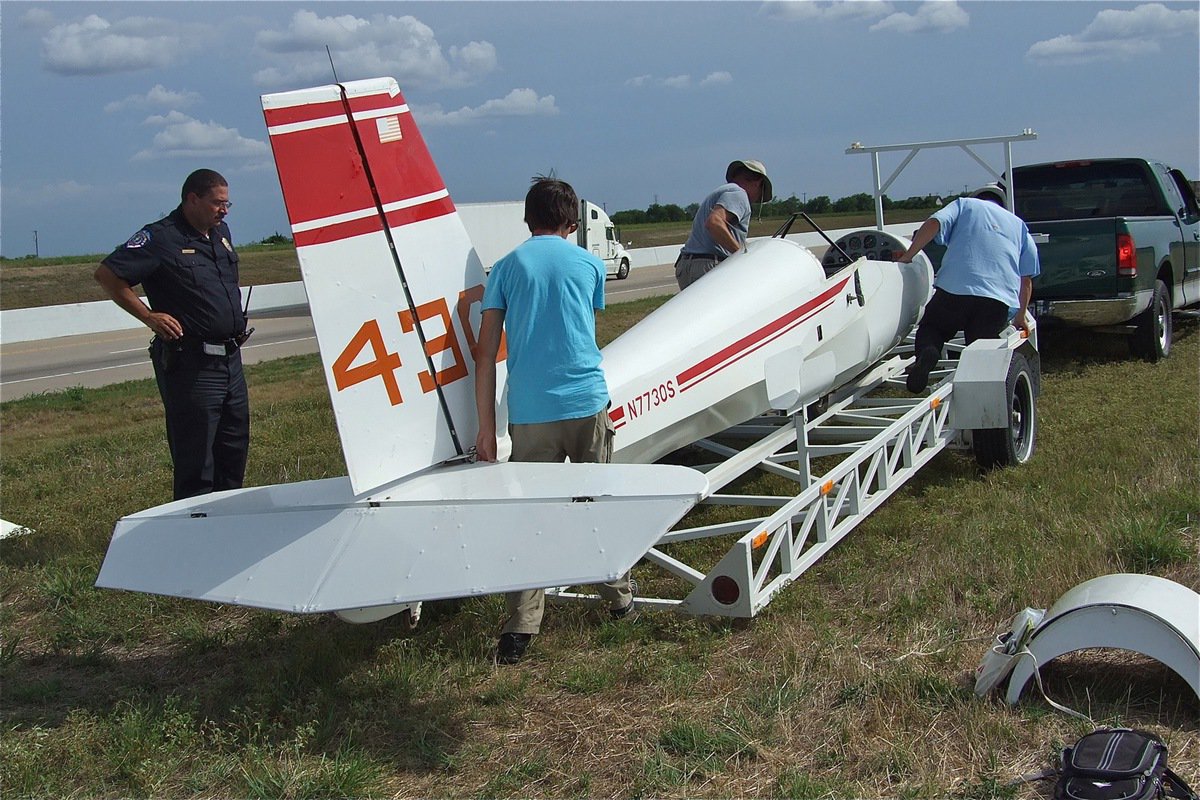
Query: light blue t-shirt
681 183 752 258
483 235 609 425
932 197 1041 309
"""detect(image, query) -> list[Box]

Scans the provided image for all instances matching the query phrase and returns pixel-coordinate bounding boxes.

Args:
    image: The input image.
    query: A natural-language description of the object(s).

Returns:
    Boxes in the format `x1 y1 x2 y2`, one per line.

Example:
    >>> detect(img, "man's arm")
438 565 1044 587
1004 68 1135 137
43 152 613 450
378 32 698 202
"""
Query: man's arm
1013 276 1034 333
894 218 941 263
473 307 505 462
93 264 183 340
703 204 742 254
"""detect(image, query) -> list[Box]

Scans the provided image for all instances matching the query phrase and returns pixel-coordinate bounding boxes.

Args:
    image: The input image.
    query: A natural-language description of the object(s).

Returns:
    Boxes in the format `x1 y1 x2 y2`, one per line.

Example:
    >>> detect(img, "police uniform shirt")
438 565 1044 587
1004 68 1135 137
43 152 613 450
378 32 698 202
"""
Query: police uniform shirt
103 207 245 340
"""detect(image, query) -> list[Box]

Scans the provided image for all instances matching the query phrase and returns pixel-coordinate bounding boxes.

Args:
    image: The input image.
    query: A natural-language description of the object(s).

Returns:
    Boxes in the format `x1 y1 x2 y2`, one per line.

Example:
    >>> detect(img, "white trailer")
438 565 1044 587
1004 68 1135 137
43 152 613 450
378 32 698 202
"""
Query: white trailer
552 227 1040 617
459 199 632 279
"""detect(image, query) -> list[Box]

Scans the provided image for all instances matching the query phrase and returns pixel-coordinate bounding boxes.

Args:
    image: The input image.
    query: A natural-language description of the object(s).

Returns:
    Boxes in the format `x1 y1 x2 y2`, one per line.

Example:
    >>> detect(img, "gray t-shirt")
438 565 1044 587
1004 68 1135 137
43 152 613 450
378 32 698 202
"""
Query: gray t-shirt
681 183 752 258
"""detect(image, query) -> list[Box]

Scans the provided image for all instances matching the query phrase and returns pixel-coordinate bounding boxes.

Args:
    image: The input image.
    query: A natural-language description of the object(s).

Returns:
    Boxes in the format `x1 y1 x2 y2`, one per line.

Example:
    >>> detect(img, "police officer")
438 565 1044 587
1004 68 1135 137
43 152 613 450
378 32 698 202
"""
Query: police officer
95 169 251 500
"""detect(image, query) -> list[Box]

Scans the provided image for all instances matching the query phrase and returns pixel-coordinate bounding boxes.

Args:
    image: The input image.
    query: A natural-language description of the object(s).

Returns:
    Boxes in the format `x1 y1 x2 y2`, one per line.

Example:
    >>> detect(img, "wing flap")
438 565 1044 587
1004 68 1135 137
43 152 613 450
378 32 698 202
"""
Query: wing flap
95 462 706 613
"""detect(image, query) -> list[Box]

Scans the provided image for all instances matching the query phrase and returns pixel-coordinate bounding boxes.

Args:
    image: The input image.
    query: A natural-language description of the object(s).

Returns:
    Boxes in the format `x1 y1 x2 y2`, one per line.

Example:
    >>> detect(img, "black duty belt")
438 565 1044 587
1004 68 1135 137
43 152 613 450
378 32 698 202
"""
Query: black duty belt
168 336 243 356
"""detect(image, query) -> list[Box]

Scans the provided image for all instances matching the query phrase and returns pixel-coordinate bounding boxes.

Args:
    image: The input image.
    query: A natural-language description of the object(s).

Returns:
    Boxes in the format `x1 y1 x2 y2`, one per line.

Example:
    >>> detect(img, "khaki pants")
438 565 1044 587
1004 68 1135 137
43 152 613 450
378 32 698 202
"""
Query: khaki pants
502 409 632 635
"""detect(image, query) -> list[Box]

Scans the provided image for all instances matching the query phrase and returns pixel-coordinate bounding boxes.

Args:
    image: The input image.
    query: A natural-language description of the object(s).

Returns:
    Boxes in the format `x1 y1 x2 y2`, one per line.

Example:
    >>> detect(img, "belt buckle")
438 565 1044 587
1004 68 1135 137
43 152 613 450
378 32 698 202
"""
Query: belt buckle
202 342 226 356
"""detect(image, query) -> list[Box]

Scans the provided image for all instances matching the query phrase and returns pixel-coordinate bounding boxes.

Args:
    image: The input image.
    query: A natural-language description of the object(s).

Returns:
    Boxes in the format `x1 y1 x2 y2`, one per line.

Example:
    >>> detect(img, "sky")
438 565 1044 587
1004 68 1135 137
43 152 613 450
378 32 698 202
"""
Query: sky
1 1 1197 259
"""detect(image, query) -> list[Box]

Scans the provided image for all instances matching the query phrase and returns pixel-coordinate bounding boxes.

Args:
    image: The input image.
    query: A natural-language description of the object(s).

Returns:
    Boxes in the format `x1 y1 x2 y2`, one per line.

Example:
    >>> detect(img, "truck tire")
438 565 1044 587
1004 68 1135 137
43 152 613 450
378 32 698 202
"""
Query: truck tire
1129 279 1172 362
972 352 1037 470
617 258 630 280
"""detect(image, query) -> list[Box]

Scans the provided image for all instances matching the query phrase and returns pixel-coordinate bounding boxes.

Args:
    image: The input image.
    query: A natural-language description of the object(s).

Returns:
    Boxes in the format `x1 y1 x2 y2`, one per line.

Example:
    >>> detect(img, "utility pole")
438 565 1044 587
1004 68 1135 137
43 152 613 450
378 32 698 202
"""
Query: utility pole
33 230 39 258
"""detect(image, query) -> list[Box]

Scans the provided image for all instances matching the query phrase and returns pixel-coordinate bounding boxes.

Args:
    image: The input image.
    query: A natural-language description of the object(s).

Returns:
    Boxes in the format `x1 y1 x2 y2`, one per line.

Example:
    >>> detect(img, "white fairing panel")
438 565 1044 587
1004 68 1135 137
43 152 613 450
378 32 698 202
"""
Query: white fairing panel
96 462 707 612
1005 573 1200 704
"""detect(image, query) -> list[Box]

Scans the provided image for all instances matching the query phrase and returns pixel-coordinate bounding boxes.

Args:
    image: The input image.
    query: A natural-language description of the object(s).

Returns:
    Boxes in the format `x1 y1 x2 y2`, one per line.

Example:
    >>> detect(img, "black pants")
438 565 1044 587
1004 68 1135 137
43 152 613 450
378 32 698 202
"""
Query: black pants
150 339 250 500
914 289 1009 358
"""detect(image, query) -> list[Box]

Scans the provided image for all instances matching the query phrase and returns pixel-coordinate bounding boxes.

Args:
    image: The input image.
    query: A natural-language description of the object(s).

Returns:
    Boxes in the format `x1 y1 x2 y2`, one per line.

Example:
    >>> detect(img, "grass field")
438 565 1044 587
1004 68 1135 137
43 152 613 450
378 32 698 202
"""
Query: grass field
1 299 1197 798
0 210 932 312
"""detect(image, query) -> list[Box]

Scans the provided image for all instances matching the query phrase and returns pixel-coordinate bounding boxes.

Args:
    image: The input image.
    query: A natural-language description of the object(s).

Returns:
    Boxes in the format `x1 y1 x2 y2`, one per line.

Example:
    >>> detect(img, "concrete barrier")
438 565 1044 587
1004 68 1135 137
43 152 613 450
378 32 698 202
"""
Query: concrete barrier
1 224 921 345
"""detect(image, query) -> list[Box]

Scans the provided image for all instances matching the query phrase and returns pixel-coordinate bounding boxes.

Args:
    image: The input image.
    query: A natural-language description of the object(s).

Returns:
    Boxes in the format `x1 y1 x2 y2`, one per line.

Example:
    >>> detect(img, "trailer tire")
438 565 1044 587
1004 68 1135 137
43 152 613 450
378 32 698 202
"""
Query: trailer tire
1129 279 1171 362
972 352 1036 470
616 258 630 280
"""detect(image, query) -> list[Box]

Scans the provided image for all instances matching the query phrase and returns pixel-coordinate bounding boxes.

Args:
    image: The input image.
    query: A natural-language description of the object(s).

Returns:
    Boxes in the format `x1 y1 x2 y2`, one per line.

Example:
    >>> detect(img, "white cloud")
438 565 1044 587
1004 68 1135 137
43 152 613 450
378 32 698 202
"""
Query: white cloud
20 7 55 29
12 179 93 207
105 84 202 114
450 41 498 74
869 1 968 34
626 73 733 89
41 14 204 75
762 1 893 22
415 88 559 127
700 71 734 87
133 112 270 162
253 10 496 90
1027 3 1198 65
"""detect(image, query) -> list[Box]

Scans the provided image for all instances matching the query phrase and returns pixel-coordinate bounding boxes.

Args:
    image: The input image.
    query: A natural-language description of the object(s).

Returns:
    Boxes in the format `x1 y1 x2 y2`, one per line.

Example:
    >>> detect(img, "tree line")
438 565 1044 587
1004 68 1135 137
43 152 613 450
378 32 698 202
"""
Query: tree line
610 192 944 226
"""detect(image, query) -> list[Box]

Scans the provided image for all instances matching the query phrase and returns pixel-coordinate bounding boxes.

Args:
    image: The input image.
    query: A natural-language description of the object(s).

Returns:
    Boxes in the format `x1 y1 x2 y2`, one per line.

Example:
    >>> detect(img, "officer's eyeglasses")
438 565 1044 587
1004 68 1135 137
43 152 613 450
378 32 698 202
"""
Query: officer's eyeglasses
210 199 234 211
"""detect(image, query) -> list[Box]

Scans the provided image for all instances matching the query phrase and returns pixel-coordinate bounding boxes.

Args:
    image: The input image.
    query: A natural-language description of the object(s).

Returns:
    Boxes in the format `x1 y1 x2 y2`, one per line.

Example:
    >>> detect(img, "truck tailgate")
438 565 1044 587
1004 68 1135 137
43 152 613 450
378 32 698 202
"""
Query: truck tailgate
1029 219 1124 300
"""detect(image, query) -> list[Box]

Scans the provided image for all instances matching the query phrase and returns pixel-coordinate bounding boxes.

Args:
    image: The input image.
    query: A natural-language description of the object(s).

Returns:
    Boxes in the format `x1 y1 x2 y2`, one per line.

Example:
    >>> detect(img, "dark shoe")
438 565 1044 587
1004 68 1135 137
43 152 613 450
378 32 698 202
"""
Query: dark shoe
496 632 532 665
906 346 940 393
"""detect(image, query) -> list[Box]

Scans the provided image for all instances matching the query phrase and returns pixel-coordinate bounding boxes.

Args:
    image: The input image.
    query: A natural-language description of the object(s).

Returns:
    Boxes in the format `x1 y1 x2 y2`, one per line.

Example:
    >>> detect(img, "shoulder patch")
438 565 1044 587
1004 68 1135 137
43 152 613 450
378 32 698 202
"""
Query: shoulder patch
124 229 152 249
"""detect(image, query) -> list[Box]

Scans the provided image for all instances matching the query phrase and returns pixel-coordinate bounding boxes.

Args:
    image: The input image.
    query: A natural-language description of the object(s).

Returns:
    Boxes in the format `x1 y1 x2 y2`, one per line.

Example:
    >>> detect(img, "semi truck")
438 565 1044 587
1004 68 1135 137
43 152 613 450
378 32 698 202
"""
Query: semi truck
458 199 633 279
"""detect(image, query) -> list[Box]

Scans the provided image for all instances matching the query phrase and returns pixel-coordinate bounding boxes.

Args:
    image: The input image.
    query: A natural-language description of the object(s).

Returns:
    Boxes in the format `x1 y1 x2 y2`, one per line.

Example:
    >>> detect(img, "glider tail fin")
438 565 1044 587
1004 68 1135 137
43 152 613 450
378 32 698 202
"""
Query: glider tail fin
262 77 504 495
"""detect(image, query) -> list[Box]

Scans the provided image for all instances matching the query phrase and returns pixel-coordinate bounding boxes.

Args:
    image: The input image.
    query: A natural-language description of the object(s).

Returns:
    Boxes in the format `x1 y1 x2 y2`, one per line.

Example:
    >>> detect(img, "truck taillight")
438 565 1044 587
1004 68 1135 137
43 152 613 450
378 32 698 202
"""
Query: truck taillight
1116 232 1137 277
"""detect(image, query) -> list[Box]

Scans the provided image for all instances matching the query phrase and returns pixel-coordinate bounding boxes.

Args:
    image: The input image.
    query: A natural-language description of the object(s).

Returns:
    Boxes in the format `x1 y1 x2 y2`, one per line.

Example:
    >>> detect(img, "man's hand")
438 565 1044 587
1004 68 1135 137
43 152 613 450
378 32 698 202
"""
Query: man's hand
94 264 184 340
145 311 183 340
474 428 497 462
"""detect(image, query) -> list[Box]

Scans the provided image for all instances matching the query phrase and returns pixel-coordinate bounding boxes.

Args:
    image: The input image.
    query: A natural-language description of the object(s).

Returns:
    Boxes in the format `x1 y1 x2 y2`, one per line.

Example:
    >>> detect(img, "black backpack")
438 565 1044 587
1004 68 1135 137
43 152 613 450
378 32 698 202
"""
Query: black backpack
1055 728 1197 800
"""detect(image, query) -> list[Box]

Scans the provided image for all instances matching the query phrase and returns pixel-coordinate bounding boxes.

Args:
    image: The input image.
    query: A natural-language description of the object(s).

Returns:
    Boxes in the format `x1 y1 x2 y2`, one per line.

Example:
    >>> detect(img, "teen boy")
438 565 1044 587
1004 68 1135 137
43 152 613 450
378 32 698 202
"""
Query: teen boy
474 177 635 665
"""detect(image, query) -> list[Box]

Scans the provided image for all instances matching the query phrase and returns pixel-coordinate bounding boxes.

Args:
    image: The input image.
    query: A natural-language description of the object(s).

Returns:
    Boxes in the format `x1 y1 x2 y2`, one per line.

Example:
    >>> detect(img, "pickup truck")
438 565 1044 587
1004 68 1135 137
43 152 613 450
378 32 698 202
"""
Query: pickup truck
975 158 1200 361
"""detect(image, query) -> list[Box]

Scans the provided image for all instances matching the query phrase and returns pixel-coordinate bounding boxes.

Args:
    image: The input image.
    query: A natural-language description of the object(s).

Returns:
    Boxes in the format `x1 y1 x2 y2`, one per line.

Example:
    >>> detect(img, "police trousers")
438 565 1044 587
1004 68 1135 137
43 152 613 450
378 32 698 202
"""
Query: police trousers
150 338 250 500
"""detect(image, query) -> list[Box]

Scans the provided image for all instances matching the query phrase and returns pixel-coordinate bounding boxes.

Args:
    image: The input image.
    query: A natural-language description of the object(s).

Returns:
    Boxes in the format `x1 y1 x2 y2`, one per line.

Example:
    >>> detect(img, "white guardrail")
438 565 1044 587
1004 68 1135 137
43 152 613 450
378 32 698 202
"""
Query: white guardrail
0 224 921 345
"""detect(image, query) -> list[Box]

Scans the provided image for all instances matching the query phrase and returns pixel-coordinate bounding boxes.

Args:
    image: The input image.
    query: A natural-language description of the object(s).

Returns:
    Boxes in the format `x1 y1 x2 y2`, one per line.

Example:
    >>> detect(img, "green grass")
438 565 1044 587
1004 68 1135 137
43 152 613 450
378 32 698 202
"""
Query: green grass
0 243 302 311
0 306 1197 797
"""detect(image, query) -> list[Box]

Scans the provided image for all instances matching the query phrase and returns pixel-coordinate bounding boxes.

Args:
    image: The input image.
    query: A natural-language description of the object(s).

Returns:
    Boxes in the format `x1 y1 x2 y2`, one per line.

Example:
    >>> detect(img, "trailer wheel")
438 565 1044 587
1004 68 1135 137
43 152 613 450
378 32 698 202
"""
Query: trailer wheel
1129 279 1172 362
972 352 1037 470
616 258 630 280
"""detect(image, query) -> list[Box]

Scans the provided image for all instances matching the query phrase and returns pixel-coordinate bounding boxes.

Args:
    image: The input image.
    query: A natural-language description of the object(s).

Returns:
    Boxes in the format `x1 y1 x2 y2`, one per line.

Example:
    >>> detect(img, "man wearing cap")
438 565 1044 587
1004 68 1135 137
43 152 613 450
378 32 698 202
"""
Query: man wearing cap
893 194 1040 393
675 159 773 290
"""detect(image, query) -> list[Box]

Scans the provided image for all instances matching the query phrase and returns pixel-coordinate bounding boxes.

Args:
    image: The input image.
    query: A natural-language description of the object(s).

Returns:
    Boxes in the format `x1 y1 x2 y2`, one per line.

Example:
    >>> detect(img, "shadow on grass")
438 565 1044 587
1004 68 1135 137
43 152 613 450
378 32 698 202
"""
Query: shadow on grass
1037 314 1198 374
1032 650 1199 731
1 600 485 773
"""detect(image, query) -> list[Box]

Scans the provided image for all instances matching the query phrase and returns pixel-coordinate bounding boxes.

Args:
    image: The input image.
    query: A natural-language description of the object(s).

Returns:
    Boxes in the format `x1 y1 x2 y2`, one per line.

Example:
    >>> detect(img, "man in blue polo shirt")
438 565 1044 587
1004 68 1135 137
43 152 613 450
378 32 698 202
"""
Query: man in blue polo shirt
894 195 1040 392
474 176 634 665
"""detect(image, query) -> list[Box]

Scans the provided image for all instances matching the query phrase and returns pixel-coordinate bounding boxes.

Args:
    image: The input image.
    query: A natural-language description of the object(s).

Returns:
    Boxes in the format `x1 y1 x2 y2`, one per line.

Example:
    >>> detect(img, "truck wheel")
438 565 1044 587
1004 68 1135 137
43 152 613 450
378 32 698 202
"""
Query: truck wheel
972 352 1037 470
617 259 630 280
1129 279 1172 362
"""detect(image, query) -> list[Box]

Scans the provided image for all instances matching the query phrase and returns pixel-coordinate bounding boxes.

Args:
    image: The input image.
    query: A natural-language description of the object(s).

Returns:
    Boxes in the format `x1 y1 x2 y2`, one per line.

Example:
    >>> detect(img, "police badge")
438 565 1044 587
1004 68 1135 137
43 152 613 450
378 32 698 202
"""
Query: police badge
125 229 151 249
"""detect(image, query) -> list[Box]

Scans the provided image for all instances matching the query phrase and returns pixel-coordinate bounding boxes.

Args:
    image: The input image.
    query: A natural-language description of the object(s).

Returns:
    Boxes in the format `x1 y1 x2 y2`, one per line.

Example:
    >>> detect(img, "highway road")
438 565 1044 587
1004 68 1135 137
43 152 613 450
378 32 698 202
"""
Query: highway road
0 263 680 402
